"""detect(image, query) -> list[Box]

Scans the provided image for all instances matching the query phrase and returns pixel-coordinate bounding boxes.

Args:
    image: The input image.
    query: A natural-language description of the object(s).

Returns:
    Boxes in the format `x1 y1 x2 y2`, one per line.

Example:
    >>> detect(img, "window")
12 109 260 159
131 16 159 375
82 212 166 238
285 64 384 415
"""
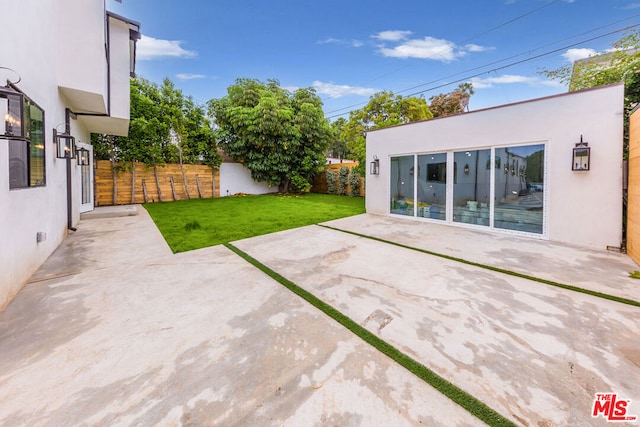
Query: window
3 88 45 189
388 144 546 236
418 153 446 220
494 144 544 234
453 149 491 226
390 155 415 216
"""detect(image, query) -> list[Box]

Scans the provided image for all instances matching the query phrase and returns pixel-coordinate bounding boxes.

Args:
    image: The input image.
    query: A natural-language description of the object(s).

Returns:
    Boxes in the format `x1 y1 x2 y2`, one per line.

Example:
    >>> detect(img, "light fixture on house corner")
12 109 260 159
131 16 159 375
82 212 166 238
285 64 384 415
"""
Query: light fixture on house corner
0 68 24 139
53 127 76 159
572 135 590 171
370 155 380 175
76 146 90 166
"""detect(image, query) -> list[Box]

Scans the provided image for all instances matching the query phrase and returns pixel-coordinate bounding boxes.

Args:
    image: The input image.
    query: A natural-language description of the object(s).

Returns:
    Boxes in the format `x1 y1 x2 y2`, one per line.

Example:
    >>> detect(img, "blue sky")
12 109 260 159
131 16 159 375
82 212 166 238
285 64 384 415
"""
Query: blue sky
107 0 640 120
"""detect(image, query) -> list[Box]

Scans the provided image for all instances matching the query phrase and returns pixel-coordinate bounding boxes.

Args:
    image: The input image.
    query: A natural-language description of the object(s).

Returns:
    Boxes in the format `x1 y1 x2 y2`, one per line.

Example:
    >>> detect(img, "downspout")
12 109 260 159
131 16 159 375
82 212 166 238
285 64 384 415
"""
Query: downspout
65 108 76 231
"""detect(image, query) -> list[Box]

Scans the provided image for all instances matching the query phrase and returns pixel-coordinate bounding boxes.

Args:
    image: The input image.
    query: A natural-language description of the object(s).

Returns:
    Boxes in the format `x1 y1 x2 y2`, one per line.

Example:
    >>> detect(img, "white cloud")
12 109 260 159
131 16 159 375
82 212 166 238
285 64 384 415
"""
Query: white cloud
317 38 363 48
311 81 378 98
375 32 491 62
466 44 495 53
175 73 206 80
137 35 197 60
372 30 413 42
379 36 462 61
470 74 562 89
562 48 598 63
623 2 640 10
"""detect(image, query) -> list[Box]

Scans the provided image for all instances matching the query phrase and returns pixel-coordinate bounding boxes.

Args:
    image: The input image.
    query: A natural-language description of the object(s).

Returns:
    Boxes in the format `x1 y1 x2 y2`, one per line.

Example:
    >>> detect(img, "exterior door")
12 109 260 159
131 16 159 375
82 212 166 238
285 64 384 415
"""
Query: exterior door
78 143 94 213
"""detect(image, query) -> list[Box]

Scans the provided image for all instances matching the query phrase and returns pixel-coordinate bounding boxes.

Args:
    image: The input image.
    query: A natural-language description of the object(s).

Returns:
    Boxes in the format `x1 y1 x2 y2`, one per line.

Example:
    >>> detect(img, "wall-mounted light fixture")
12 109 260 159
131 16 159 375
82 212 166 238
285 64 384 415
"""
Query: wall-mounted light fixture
370 155 380 175
0 84 24 138
53 128 76 159
572 135 590 171
464 164 470 175
76 146 90 166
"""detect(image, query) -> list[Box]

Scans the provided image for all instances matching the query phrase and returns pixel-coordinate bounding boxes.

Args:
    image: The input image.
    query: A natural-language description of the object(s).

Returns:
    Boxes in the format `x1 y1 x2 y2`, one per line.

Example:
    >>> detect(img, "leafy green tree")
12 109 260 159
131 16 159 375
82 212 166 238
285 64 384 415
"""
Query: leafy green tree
540 30 640 155
209 78 332 193
428 83 475 118
93 77 219 166
342 91 432 175
328 117 349 159
92 76 220 201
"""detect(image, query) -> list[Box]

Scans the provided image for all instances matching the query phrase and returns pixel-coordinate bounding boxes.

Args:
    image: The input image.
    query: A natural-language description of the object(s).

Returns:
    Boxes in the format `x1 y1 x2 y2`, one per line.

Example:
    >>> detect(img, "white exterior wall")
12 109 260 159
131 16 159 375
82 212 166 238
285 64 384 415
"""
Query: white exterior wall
219 163 276 196
56 0 108 114
0 0 136 312
366 83 624 250
79 15 133 136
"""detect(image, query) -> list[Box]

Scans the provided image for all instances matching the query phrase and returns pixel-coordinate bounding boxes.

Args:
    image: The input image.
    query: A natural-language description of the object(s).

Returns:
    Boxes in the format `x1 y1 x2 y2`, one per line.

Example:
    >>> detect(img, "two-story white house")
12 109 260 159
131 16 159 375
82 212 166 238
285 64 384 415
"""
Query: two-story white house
0 0 140 311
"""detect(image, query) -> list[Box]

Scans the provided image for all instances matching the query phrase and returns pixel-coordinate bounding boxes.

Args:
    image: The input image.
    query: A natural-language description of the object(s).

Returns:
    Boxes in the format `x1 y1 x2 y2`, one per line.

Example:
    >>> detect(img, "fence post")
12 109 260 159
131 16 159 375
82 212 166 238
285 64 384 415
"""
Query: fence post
142 179 148 203
169 176 177 200
196 175 203 198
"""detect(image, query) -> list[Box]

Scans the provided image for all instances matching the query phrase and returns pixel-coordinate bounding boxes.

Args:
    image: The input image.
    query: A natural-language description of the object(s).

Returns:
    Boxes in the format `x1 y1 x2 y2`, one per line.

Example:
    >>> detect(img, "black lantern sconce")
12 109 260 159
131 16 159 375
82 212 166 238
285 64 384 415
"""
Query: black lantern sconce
54 128 76 159
0 84 24 138
572 135 590 171
370 155 380 175
464 164 470 175
76 146 90 166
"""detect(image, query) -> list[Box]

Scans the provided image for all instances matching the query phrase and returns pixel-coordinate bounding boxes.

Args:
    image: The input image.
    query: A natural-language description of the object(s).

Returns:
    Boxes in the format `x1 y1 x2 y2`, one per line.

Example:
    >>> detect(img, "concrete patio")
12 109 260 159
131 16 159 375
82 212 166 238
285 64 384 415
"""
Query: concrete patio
1 206 639 426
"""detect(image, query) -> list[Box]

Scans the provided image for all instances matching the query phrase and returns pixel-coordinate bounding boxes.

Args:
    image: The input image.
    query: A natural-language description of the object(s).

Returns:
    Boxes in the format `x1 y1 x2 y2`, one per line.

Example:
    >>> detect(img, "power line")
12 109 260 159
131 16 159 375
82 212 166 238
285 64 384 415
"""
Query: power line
320 0 561 101
396 14 640 96
325 22 640 119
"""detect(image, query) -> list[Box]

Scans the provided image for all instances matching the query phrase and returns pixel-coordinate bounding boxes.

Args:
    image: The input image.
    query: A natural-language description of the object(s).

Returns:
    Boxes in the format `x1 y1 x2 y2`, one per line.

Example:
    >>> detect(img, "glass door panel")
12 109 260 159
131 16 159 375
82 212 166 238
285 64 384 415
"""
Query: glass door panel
453 149 491 226
78 144 94 213
417 153 446 220
494 144 544 234
390 155 415 216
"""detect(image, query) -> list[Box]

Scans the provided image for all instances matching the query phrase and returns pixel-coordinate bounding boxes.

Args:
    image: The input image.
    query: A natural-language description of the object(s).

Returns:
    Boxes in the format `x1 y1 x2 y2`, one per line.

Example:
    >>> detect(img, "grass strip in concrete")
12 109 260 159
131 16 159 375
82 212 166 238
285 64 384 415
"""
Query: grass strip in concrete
224 242 517 427
319 224 640 308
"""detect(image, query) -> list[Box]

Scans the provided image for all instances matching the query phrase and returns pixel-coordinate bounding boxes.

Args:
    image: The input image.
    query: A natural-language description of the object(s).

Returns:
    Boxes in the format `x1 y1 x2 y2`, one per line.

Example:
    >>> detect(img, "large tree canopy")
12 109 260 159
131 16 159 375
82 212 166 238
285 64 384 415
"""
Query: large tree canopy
209 78 332 193
341 91 432 175
93 77 219 167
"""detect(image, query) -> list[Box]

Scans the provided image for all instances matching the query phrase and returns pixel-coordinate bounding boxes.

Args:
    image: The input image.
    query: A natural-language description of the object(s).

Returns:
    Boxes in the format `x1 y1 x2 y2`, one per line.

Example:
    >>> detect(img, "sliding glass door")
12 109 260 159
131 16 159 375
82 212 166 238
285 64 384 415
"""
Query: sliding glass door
390 155 415 216
388 144 545 235
453 149 491 227
417 153 446 220
494 144 544 234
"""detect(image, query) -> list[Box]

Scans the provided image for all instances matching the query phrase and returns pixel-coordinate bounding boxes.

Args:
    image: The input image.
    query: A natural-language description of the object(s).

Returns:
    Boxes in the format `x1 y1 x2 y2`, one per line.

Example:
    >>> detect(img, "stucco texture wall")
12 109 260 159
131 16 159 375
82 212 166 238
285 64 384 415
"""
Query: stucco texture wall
366 83 624 250
219 163 276 197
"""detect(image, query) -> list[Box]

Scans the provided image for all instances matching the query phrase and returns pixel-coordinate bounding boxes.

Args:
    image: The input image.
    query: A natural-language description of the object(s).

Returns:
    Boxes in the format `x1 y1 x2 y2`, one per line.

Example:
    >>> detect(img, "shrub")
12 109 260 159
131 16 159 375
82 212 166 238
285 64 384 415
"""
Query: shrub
348 171 361 196
338 166 349 195
290 173 312 193
326 169 337 194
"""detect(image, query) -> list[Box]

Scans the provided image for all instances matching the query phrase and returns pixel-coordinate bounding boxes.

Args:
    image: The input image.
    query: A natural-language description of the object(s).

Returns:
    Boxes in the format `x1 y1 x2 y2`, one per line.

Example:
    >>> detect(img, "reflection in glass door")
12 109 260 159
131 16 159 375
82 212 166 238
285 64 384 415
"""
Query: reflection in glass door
494 144 544 234
78 144 94 213
390 155 415 216
417 153 446 220
453 149 491 226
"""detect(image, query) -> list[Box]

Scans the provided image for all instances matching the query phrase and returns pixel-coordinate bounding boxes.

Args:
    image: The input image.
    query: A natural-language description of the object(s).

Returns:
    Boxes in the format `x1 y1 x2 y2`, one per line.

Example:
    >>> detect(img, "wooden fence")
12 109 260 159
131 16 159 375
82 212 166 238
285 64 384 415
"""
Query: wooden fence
95 160 219 206
311 162 365 196
627 108 640 263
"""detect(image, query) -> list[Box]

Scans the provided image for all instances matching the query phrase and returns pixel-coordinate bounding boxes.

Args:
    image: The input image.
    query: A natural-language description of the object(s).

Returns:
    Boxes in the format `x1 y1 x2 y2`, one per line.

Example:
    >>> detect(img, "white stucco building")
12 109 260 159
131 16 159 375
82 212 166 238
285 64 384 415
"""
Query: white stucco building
366 83 624 250
0 0 140 311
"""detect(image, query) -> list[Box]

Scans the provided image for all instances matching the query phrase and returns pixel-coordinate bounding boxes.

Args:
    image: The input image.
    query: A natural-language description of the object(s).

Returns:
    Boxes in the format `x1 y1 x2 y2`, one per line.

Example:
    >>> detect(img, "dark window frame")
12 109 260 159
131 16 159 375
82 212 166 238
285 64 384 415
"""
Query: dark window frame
5 84 46 190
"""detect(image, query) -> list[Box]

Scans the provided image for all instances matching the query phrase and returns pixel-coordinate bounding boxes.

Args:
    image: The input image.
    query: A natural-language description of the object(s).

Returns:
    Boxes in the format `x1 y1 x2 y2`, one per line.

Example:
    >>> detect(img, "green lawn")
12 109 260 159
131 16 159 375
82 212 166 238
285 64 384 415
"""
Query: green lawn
144 193 365 253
